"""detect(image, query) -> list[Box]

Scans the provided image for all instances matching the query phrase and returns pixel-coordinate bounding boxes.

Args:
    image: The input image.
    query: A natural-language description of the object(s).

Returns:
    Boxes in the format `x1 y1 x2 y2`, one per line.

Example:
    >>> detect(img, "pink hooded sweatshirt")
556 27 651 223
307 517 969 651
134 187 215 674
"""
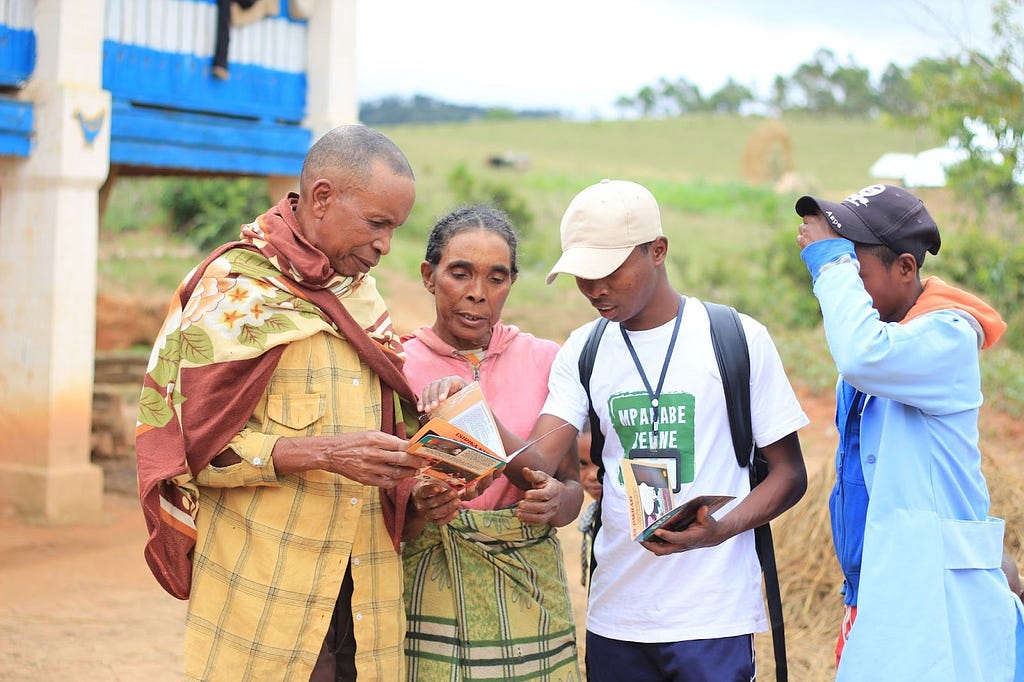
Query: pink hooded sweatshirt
401 322 559 510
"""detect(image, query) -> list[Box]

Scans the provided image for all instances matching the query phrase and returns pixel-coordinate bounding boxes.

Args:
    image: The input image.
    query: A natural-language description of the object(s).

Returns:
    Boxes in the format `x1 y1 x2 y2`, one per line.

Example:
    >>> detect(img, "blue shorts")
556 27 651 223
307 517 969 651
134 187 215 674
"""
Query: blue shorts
585 630 755 682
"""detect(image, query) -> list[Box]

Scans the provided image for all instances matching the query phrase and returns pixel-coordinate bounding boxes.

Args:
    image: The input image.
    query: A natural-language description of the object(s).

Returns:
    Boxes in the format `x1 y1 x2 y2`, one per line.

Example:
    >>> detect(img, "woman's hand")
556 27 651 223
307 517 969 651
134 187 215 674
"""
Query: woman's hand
410 480 461 525
417 375 469 415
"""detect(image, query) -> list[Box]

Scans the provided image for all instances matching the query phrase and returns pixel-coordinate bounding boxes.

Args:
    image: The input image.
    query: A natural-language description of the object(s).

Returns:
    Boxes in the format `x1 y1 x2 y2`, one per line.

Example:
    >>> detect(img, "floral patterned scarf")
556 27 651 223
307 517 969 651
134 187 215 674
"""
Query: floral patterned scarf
136 194 415 599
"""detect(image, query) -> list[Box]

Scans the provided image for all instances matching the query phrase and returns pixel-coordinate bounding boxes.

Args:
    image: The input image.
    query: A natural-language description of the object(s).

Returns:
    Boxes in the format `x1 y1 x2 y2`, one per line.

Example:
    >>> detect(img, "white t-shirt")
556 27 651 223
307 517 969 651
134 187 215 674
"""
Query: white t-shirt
542 297 809 642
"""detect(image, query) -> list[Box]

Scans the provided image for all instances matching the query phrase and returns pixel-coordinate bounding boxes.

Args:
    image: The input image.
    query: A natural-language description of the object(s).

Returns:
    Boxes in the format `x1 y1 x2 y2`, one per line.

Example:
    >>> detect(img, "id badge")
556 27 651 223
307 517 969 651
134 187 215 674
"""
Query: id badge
628 447 682 492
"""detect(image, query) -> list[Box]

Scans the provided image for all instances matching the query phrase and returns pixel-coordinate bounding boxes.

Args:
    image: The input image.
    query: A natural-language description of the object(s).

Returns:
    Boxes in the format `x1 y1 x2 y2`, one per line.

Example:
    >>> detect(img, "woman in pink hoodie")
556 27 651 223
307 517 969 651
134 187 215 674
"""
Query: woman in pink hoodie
401 205 582 681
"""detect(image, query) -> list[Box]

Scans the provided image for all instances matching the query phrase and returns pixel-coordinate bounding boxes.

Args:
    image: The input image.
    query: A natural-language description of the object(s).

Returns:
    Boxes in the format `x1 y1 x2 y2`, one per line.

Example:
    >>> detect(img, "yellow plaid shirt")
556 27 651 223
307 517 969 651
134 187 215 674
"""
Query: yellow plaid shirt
184 331 405 681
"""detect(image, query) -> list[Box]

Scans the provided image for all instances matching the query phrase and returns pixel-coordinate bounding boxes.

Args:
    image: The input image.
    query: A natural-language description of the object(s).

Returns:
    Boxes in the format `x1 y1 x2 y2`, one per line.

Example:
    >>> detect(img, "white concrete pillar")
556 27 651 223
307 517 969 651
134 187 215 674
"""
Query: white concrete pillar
0 0 110 520
304 0 358 140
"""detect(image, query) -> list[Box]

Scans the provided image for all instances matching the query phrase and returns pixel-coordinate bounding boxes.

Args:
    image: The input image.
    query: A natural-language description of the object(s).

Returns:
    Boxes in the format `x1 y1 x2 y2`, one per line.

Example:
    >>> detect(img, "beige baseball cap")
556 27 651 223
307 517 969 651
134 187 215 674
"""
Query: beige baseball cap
545 179 664 284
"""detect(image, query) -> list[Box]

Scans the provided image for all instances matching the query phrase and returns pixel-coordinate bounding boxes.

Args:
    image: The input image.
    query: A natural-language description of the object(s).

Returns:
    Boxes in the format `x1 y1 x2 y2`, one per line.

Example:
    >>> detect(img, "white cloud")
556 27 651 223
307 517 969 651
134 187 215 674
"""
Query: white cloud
356 0 996 118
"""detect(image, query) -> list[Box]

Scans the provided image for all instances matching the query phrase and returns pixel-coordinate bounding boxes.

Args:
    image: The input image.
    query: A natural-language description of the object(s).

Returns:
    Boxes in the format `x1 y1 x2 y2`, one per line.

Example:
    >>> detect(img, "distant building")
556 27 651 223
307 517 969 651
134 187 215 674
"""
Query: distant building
870 118 1022 187
869 147 968 187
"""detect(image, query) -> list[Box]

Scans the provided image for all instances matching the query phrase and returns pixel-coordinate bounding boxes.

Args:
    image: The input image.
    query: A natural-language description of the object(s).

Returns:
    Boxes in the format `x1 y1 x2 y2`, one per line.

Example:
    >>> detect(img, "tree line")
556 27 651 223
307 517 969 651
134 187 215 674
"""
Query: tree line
615 47 923 119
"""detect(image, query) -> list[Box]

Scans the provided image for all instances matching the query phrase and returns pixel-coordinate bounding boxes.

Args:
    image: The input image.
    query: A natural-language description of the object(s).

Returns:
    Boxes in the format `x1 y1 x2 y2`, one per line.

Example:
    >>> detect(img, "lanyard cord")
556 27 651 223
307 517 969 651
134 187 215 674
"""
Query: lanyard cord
620 296 685 432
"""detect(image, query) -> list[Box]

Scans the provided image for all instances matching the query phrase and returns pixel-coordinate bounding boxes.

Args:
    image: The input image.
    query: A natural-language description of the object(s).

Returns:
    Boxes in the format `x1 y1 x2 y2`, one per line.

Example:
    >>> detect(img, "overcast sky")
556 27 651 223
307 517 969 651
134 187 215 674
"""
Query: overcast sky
355 0 999 118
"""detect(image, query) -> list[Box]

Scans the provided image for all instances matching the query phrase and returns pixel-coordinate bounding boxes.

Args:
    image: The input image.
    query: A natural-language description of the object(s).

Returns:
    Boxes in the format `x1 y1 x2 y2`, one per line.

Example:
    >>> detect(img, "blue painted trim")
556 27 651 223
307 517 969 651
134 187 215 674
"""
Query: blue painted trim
110 100 309 175
0 26 36 87
0 96 33 157
103 41 306 123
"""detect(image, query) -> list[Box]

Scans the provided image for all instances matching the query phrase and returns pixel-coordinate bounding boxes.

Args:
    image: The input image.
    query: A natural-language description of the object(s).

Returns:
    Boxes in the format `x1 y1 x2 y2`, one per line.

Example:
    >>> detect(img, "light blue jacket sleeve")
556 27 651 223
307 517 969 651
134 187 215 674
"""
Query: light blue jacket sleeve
801 240 981 416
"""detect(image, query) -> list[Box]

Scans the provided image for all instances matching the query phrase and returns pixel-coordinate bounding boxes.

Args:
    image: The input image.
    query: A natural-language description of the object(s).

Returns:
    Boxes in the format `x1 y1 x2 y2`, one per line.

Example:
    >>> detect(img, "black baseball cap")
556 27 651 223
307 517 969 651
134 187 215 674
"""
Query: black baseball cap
795 184 941 265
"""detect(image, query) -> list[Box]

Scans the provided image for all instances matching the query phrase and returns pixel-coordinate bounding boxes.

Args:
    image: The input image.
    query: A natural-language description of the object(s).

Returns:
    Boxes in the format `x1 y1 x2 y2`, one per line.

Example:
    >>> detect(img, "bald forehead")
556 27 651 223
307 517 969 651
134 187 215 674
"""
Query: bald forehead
299 125 413 192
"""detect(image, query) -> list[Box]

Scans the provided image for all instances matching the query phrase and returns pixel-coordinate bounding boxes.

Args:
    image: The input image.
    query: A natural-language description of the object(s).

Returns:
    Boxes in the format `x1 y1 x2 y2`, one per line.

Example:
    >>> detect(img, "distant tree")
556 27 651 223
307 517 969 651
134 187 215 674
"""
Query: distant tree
832 62 876 115
657 76 703 115
768 75 789 115
615 95 635 118
706 77 754 114
877 63 917 118
902 0 1024 216
789 48 840 113
635 85 659 117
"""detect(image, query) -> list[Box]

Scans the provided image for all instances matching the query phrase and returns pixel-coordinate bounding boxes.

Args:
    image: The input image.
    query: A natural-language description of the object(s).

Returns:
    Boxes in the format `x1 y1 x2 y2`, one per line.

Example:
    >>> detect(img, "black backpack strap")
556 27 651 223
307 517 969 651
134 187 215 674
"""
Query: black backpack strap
705 302 753 468
578 318 610 479
705 302 788 682
577 317 609 587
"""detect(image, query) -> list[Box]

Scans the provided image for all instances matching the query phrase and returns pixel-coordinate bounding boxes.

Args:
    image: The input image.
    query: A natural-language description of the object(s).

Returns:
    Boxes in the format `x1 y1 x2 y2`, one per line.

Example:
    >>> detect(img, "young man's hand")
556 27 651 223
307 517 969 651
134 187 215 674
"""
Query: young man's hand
797 212 844 248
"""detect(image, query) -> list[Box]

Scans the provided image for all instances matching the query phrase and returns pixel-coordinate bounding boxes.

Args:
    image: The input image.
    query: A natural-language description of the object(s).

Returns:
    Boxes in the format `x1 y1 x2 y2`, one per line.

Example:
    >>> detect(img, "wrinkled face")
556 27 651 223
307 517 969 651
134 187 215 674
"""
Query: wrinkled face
304 160 415 277
422 229 515 350
853 244 906 323
574 240 663 329
578 433 603 500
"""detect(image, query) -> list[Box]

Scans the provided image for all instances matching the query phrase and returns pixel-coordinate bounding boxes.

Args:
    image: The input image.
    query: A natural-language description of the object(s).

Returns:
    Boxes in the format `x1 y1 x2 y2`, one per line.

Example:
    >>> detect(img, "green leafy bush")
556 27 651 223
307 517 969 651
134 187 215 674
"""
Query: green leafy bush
160 178 268 251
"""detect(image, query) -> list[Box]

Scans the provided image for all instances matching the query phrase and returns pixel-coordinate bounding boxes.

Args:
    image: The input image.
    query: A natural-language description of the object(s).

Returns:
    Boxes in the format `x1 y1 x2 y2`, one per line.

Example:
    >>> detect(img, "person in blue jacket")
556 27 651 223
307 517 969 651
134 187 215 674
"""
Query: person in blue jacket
795 184 1024 681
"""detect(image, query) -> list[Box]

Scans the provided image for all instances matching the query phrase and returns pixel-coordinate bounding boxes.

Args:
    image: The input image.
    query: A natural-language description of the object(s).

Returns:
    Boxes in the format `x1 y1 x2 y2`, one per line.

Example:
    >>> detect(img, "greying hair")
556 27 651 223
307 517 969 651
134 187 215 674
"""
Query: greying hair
425 205 519 277
299 125 414 190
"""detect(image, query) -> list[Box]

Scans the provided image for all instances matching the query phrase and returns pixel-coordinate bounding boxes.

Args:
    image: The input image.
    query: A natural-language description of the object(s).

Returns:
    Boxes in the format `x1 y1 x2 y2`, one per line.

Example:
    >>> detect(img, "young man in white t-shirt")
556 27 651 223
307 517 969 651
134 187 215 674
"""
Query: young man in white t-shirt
416 179 809 681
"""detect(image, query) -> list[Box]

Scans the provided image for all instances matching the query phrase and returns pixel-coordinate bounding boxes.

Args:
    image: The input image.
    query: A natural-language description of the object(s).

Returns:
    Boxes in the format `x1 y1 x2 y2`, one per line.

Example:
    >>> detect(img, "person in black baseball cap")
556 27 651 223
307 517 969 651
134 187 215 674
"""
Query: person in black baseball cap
793 184 1018 680
795 184 941 266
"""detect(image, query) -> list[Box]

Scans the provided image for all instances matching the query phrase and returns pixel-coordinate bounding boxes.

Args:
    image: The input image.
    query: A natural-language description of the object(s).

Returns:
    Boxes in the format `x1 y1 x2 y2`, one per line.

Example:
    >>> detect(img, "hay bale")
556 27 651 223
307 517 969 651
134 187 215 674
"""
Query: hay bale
742 120 794 186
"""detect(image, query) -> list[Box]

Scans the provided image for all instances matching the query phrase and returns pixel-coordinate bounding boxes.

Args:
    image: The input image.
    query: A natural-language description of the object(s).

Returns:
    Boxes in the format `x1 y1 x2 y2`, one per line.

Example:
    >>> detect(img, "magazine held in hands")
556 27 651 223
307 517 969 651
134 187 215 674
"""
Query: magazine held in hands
620 458 734 542
407 381 575 489
407 381 507 489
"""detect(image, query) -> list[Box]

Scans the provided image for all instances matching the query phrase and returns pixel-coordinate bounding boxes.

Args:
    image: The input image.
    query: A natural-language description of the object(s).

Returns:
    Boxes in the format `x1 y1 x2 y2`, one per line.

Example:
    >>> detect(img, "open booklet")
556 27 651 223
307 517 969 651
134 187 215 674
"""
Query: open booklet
406 381 507 489
620 458 734 542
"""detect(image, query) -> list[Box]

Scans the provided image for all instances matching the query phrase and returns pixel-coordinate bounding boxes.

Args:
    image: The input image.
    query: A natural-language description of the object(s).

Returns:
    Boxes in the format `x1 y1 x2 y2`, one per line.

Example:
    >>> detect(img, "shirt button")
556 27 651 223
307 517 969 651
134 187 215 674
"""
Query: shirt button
352 557 361 566
350 498 358 505
355 613 363 621
252 457 263 466
866 454 876 464
352 378 360 386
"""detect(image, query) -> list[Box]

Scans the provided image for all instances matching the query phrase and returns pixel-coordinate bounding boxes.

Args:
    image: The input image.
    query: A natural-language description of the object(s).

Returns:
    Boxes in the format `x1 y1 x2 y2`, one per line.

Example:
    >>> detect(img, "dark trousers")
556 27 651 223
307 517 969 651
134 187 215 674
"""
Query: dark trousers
586 630 755 682
213 0 259 72
308 563 357 681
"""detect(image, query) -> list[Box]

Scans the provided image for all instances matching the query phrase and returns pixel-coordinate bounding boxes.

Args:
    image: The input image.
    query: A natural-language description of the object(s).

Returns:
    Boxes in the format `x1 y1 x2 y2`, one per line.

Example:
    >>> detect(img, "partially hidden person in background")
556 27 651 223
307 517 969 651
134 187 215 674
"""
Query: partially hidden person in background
577 421 602 588
400 205 582 680
419 179 809 681
1004 551 1024 602
795 183 1024 681
135 124 430 681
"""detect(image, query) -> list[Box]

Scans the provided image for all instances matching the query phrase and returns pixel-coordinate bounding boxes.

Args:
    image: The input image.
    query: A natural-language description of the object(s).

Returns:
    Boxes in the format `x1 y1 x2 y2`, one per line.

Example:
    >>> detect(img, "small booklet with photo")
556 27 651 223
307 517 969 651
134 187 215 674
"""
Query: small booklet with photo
407 381 507 489
620 458 734 542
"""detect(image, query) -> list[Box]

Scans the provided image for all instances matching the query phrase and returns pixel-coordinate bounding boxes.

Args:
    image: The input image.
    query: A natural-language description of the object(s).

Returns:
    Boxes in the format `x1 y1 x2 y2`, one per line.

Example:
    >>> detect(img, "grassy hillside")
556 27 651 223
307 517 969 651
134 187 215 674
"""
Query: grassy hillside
102 114 1024 413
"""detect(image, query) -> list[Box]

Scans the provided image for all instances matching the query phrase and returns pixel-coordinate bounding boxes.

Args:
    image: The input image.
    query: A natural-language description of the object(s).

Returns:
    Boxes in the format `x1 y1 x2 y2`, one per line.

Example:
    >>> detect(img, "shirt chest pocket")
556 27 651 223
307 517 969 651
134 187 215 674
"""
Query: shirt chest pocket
265 393 326 436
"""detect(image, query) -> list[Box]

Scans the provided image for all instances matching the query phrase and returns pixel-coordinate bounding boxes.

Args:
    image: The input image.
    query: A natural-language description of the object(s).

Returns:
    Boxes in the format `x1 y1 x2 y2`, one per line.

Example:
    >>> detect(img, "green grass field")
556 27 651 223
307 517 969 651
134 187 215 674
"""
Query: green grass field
101 113 1023 414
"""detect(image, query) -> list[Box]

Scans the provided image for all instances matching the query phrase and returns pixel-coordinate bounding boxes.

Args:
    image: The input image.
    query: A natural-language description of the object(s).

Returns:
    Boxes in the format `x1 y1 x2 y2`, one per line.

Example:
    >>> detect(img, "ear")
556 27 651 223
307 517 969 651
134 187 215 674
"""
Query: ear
420 260 436 294
650 236 669 267
308 178 334 219
895 253 919 282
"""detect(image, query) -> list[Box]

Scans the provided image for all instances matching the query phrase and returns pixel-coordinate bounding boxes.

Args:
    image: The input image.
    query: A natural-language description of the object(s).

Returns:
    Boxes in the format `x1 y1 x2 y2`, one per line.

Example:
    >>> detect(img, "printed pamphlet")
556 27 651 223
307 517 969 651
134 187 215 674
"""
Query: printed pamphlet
620 458 734 542
407 381 506 488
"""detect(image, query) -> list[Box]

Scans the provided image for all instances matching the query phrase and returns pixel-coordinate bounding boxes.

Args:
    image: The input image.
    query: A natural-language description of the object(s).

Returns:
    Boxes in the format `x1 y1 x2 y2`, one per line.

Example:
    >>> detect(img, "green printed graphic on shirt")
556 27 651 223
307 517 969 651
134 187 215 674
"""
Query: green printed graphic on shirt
608 390 695 486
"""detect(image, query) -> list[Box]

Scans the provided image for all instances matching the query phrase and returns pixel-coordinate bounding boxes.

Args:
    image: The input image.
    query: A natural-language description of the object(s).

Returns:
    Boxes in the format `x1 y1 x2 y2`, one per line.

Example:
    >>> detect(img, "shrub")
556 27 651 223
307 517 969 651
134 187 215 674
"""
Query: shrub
161 178 268 251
